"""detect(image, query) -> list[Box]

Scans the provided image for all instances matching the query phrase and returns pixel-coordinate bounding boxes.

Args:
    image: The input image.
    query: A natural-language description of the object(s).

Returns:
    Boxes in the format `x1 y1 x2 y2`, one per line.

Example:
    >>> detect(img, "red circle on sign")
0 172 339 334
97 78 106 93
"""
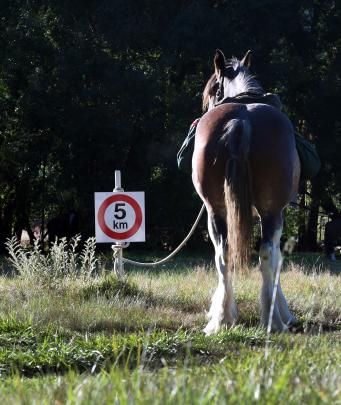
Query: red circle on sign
98 194 142 240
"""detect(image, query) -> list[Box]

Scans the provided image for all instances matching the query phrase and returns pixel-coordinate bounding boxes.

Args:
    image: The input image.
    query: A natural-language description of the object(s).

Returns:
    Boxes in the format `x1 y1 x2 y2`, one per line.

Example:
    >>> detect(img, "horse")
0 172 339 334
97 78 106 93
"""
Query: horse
283 236 297 256
46 211 79 244
324 218 341 261
192 50 301 334
31 212 78 243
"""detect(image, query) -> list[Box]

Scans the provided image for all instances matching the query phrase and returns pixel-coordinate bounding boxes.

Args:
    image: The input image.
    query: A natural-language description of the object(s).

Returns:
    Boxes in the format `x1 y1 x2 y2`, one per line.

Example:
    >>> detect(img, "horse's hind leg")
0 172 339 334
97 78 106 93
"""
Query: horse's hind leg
259 212 293 332
204 209 237 335
277 280 296 326
273 240 297 326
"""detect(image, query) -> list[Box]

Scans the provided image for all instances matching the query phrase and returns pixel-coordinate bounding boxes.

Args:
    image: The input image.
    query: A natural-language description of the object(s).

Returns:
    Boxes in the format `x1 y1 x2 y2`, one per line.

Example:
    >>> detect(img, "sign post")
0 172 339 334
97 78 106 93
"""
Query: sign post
94 170 145 277
113 170 125 277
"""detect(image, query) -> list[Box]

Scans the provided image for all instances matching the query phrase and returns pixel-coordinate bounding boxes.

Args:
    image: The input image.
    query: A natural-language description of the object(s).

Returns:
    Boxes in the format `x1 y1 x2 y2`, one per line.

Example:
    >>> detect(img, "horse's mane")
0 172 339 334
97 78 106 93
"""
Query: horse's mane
202 73 216 111
202 57 263 111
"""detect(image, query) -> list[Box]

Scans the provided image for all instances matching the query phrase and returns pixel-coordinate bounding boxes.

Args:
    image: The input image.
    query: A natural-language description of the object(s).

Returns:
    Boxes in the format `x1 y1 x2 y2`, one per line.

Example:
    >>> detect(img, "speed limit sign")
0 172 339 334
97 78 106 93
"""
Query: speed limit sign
95 192 145 243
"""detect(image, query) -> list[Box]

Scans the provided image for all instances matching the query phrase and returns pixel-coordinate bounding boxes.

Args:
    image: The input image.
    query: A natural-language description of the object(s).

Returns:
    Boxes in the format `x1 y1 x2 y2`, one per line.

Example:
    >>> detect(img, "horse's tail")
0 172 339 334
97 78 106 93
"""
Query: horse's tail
224 118 253 270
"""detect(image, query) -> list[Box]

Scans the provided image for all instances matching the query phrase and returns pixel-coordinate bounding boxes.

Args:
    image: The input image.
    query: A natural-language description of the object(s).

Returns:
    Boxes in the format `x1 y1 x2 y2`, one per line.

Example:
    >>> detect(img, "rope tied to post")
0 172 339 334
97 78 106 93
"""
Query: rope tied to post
112 204 206 268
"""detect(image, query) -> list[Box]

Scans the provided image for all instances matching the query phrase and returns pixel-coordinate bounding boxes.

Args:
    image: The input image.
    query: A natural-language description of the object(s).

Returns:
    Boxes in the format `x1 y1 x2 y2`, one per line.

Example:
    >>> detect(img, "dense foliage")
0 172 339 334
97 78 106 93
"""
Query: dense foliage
0 0 340 250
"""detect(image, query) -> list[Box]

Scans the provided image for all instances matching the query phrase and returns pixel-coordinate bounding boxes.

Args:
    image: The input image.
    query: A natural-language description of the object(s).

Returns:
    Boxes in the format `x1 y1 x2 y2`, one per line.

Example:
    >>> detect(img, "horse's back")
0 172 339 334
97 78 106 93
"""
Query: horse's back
194 102 294 155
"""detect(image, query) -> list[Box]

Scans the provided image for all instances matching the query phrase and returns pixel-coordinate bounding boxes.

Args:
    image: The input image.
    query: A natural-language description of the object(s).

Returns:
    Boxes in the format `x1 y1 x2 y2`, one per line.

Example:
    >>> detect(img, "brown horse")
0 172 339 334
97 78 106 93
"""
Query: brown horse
192 50 300 334
325 218 341 261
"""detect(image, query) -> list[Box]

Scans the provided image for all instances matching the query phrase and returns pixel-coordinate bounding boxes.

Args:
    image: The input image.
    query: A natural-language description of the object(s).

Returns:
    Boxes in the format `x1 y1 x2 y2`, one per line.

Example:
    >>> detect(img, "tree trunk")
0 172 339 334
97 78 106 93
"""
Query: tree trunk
305 179 322 251
297 187 308 251
0 201 15 252
306 204 319 251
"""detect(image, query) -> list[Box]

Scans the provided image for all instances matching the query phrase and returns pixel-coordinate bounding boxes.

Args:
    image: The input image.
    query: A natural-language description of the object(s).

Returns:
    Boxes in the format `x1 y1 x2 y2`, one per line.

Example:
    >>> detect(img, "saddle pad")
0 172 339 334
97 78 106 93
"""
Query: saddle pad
294 132 321 180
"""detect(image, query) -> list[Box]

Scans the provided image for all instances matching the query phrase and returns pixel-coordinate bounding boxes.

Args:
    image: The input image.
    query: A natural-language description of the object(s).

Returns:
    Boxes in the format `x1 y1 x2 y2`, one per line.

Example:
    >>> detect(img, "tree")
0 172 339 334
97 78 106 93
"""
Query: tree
0 0 340 251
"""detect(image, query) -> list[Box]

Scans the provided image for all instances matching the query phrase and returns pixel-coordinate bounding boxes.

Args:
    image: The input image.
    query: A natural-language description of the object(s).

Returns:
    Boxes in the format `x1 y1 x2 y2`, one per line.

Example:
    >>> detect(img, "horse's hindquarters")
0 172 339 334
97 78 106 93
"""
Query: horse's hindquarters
192 103 297 334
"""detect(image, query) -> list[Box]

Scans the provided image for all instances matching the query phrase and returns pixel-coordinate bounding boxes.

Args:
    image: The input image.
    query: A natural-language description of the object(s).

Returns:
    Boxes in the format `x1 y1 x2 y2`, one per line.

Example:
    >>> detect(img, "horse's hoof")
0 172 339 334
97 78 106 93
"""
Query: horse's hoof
329 253 336 262
281 324 289 333
203 320 221 335
269 325 289 333
287 315 299 327
261 320 289 333
287 317 303 332
204 319 235 335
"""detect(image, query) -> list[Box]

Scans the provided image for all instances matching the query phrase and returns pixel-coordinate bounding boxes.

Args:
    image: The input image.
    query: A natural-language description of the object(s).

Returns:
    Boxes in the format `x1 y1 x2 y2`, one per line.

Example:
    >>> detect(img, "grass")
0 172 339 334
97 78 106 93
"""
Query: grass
0 238 339 403
0 331 339 403
0 318 270 377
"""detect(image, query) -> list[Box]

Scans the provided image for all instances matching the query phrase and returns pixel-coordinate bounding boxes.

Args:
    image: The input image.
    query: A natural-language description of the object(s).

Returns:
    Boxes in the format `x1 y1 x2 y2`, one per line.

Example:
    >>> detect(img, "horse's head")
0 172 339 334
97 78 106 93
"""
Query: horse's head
203 50 261 111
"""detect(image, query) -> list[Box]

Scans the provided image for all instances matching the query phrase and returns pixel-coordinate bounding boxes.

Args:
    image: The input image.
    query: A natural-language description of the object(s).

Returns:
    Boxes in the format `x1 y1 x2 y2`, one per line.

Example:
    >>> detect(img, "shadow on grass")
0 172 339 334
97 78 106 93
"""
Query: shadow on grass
80 275 209 314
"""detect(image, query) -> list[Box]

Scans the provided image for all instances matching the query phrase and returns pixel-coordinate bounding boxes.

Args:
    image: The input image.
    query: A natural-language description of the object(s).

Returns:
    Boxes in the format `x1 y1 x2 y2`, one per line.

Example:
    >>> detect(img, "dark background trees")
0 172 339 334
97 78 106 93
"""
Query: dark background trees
0 0 340 251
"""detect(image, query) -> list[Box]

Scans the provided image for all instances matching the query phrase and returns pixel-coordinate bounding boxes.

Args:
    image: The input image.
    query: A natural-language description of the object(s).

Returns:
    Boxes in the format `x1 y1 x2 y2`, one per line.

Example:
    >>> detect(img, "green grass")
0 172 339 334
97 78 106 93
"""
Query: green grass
0 240 340 403
0 331 339 404
0 319 269 377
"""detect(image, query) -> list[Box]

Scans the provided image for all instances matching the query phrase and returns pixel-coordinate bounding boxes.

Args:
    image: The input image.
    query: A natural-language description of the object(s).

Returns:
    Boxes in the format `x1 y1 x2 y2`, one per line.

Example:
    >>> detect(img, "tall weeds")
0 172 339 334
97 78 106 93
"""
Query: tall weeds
5 236 98 282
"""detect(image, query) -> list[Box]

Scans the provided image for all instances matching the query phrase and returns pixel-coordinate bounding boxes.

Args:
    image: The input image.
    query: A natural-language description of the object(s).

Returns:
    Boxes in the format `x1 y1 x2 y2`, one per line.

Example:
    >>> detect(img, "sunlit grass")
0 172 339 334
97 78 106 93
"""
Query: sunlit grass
0 331 339 404
1 264 339 334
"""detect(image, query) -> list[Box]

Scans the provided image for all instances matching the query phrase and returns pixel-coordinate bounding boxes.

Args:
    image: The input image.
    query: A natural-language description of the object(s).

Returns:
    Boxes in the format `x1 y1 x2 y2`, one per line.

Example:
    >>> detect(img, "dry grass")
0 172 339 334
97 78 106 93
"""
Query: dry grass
0 242 340 403
0 258 339 336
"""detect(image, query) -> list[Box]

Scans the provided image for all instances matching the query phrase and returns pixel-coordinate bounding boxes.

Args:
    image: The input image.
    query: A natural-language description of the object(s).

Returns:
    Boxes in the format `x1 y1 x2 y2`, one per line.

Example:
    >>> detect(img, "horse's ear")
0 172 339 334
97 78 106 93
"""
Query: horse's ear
214 49 226 78
241 50 251 68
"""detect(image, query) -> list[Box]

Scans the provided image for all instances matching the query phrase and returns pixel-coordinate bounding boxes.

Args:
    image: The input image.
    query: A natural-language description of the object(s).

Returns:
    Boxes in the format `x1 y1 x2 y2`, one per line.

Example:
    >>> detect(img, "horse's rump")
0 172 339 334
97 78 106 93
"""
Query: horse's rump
193 103 296 205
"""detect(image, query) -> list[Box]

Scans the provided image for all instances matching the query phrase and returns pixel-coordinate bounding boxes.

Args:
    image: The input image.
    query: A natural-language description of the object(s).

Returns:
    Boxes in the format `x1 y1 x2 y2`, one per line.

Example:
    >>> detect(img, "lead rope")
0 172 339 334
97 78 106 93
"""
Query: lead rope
264 261 281 359
253 254 282 400
113 204 206 267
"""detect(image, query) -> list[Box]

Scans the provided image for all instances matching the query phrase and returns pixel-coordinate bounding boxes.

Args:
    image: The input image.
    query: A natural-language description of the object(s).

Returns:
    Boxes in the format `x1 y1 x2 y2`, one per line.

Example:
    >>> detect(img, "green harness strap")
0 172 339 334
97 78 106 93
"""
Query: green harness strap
177 119 199 174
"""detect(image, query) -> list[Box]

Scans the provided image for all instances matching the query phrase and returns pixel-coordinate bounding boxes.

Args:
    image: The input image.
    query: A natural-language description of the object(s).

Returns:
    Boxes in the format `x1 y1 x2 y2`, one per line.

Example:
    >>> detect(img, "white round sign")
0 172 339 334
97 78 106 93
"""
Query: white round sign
95 192 145 243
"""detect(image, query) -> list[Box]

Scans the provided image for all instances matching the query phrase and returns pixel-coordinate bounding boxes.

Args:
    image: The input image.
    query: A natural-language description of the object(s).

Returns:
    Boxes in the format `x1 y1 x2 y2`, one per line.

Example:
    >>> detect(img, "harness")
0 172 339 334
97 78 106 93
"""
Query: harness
214 91 283 109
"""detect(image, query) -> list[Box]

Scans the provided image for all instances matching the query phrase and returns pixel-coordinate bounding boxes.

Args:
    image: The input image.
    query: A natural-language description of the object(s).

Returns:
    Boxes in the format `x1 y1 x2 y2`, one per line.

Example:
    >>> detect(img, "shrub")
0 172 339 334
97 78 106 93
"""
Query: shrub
5 236 98 282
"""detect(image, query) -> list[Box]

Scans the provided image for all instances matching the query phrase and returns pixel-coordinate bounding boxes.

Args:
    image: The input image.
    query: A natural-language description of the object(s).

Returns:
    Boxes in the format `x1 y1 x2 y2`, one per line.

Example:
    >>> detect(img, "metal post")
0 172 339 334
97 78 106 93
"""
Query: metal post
114 170 123 192
113 246 124 277
113 170 124 277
